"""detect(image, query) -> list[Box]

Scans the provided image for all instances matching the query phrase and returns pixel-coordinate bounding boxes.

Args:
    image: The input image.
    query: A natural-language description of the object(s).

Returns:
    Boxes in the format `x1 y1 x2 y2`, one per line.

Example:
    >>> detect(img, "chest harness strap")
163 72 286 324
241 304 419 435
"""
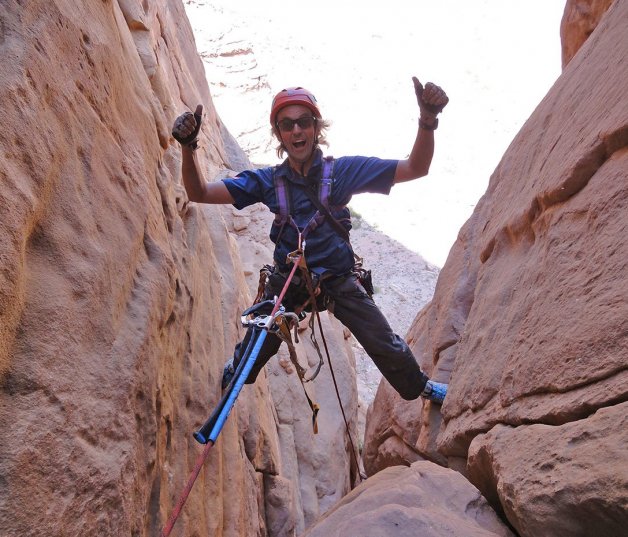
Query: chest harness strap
273 156 343 244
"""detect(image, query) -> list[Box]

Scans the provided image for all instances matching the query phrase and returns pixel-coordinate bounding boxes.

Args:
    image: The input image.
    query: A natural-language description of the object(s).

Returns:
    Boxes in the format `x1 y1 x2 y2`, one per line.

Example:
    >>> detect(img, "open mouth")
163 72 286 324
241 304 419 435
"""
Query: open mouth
293 140 306 149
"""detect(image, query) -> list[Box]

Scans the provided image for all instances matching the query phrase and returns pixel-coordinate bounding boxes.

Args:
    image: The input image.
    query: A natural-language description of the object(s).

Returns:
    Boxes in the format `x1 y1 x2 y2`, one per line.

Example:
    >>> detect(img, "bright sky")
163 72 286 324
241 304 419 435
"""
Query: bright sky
186 0 566 266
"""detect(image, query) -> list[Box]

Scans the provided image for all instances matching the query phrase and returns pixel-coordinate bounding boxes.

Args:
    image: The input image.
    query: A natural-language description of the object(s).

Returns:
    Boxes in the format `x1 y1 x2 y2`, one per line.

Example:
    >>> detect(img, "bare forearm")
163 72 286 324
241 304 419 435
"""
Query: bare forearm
181 147 234 204
394 123 435 183
394 77 448 184
181 146 206 201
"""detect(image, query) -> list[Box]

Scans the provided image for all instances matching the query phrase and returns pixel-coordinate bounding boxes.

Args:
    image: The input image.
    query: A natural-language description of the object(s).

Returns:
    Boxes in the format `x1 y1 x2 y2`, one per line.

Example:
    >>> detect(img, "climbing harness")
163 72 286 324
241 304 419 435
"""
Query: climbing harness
272 156 342 245
272 156 368 477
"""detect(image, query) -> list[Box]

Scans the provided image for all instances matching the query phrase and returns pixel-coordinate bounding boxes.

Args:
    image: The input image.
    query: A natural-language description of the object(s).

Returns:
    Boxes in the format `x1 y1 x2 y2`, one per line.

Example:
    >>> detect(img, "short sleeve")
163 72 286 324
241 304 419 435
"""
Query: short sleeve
222 168 270 210
330 156 398 205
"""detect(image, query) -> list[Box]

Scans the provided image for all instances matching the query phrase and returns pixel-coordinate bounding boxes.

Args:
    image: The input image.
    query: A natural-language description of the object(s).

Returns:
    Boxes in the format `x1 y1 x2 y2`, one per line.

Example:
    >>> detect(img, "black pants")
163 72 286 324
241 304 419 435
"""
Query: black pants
232 272 428 400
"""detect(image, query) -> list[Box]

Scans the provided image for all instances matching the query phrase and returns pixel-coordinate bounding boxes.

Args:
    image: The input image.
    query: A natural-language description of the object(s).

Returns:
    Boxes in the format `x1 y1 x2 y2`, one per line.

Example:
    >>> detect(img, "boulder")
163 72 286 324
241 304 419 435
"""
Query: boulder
302 461 515 537
468 402 628 537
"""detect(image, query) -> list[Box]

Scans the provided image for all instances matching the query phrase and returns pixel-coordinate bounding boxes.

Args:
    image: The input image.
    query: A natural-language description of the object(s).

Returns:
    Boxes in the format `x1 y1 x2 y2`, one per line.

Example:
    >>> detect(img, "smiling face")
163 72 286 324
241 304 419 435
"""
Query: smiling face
275 104 320 173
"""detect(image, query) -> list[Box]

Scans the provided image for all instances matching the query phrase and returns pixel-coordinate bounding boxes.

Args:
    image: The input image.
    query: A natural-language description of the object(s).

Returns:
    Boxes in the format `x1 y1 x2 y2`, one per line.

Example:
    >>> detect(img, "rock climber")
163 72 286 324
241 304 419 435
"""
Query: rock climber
172 77 449 404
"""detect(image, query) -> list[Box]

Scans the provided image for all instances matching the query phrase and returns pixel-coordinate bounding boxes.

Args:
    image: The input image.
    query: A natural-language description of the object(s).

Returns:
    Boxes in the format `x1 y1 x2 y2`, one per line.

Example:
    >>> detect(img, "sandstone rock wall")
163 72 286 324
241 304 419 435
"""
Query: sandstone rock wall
560 0 615 67
0 1 357 536
363 0 627 534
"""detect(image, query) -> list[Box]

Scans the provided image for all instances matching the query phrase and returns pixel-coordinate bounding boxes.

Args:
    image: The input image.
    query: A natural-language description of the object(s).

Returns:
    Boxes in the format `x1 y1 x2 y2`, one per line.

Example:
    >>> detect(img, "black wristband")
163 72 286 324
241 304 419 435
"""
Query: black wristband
419 117 438 131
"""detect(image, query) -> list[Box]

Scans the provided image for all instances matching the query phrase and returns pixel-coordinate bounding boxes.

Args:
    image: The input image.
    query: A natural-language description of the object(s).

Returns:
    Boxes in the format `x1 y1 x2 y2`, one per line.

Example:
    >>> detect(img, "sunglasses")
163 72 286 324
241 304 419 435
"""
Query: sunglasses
276 116 317 132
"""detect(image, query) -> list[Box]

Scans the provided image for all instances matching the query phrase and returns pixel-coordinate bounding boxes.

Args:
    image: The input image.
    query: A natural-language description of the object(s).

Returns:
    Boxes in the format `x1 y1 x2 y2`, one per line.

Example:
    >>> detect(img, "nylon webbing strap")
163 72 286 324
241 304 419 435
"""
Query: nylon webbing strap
320 156 334 208
276 174 289 216
301 187 350 243
273 156 342 242
276 320 320 434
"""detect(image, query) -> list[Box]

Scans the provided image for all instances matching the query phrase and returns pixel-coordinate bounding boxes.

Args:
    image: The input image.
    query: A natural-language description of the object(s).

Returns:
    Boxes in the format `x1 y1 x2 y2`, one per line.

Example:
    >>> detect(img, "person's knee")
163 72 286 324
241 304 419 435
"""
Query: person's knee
399 390 420 401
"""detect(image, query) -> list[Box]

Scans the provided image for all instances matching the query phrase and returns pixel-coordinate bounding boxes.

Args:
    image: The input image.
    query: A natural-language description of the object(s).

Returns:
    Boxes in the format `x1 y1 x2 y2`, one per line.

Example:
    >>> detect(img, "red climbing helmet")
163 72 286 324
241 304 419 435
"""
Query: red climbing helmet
270 87 321 126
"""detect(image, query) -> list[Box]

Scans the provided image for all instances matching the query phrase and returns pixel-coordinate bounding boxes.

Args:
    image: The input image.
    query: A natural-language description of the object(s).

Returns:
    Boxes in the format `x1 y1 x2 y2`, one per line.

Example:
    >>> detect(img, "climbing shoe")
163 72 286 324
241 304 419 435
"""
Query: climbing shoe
221 358 235 390
421 380 448 404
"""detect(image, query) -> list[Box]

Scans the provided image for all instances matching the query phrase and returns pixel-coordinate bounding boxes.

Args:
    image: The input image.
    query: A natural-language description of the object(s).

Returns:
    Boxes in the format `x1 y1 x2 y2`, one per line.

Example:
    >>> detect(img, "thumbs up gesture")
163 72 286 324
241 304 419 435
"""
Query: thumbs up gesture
172 104 203 149
413 77 449 119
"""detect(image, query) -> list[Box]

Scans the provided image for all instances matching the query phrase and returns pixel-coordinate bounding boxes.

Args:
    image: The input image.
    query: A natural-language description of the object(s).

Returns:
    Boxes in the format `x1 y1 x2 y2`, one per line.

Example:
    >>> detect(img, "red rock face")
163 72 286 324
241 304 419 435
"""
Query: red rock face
437 0 627 457
560 0 615 67
468 402 628 537
364 0 627 534
0 1 262 535
0 1 358 536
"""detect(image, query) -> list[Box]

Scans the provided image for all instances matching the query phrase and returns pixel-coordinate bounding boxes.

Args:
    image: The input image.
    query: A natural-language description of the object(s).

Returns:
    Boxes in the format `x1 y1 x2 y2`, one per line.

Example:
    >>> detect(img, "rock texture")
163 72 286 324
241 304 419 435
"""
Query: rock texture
3 0 625 535
560 0 615 67
437 0 627 458
0 1 258 535
302 461 515 537
364 0 627 534
468 402 628 537
0 1 358 536
362 380 426 476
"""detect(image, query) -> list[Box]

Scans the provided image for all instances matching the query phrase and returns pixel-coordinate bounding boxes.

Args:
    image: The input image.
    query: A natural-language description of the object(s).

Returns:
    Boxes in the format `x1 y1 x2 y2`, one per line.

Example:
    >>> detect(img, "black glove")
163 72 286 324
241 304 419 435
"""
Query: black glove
172 104 203 148
413 77 449 116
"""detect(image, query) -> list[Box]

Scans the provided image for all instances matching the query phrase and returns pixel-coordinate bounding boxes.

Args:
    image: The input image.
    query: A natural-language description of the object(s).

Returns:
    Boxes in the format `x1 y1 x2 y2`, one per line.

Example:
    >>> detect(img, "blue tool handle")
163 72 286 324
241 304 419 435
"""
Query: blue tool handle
207 330 268 443
193 328 260 444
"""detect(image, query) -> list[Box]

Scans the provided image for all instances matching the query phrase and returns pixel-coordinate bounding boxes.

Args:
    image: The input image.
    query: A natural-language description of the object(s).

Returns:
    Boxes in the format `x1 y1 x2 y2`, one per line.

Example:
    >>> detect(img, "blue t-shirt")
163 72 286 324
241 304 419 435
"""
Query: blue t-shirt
222 149 397 275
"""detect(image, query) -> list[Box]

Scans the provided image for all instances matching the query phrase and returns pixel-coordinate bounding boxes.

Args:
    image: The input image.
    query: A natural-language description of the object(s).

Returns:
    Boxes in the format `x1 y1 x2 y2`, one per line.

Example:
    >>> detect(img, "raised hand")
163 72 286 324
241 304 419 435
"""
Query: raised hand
172 104 203 148
412 77 449 118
